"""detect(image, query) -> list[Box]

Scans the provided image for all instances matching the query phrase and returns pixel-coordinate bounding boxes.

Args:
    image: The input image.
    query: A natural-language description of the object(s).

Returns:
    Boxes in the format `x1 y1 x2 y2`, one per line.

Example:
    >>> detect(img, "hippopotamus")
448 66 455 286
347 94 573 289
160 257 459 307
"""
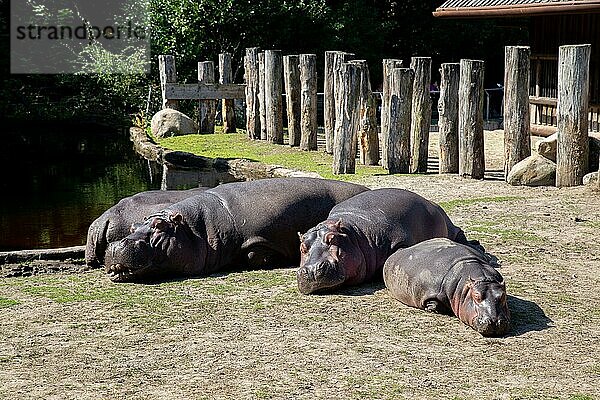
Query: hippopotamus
85 188 208 268
297 188 483 294
383 238 510 337
104 178 369 282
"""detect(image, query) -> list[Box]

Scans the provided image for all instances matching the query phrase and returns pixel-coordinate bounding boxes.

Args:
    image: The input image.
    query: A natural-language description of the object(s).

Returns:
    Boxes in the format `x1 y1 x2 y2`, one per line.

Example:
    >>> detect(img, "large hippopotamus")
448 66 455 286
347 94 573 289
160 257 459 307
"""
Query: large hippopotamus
297 188 483 294
104 178 368 282
85 188 208 268
383 238 510 337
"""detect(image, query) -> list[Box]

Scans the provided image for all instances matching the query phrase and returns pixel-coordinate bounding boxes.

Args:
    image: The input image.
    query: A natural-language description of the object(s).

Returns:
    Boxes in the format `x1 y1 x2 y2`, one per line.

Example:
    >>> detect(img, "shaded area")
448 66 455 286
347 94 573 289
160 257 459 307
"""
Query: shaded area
507 295 553 337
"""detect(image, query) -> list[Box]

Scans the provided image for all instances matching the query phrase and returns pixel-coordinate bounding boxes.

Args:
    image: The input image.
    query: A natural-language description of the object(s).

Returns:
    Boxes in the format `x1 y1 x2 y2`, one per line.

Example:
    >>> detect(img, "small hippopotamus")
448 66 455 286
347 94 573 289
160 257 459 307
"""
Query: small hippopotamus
104 178 368 282
297 188 483 294
85 188 208 268
383 238 510 337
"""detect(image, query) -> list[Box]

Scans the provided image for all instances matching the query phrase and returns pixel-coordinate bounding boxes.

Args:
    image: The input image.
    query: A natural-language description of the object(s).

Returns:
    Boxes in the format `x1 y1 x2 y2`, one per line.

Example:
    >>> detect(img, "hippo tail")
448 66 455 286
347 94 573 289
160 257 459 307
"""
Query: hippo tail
84 218 109 269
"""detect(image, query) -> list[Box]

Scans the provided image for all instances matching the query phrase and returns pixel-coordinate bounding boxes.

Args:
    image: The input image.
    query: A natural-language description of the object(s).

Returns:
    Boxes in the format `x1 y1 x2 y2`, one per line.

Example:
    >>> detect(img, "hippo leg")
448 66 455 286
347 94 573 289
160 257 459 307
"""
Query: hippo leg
424 299 452 315
246 246 281 269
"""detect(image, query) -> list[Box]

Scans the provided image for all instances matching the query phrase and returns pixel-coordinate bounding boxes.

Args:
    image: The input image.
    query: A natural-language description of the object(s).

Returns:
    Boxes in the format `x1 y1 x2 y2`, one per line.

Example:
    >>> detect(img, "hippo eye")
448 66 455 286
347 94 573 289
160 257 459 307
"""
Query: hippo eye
472 291 483 303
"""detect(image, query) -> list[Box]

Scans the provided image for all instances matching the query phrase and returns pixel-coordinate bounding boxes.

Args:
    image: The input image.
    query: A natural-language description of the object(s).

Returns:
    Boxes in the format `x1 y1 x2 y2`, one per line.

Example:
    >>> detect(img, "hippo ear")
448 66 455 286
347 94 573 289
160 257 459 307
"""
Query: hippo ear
297 232 303 242
324 231 338 245
466 276 476 288
334 219 343 231
151 217 171 231
169 212 184 225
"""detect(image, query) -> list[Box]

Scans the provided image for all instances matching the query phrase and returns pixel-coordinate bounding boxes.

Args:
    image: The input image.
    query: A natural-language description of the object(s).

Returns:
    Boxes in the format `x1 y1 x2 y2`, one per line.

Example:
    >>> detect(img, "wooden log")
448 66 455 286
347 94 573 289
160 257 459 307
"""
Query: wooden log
198 61 217 134
458 59 486 179
300 54 318 151
381 59 403 166
556 44 591 187
258 52 267 140
324 51 337 154
244 47 261 139
283 55 301 147
503 46 531 179
438 63 460 174
164 83 246 100
219 53 236 133
264 50 284 144
333 62 361 174
326 51 355 154
350 60 379 165
159 55 178 109
409 57 432 173
386 68 414 174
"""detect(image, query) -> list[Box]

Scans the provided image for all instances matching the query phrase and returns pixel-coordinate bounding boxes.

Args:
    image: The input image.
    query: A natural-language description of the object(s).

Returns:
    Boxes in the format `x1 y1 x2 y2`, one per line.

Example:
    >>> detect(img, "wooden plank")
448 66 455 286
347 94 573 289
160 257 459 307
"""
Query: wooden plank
159 55 178 109
219 53 237 133
529 95 557 107
164 83 246 100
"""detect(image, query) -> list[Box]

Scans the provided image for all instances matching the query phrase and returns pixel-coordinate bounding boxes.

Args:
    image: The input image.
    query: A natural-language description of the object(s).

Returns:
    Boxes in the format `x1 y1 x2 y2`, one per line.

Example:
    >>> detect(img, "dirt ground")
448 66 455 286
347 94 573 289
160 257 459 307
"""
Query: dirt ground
1 130 599 400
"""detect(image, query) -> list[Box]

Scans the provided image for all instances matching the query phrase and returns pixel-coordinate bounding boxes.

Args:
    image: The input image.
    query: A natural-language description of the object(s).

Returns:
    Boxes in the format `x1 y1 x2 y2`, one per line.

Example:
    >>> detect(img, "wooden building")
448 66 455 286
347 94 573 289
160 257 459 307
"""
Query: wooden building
433 0 600 134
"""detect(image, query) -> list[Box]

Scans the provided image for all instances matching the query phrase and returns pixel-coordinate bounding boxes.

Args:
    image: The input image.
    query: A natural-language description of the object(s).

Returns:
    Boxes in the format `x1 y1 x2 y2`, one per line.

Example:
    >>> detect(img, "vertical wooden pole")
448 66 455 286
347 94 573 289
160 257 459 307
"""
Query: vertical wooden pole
283 55 301 147
350 60 379 165
409 57 432 173
333 62 361 174
219 53 236 133
327 51 355 154
458 59 486 179
198 61 217 134
244 47 261 139
386 67 414 174
503 46 531 179
264 50 284 144
556 44 591 187
300 54 318 151
258 52 267 140
159 55 178 110
438 63 460 174
324 51 337 153
381 59 403 166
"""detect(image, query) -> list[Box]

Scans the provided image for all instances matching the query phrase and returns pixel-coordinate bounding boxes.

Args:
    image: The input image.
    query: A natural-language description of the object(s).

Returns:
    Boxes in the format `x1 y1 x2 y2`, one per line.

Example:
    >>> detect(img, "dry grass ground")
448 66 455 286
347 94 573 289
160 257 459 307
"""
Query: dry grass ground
1 131 599 399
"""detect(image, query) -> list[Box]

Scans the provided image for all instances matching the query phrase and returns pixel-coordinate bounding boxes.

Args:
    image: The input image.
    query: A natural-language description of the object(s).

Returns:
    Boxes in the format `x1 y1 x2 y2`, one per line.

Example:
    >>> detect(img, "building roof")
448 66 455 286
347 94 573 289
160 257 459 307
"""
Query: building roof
433 0 600 18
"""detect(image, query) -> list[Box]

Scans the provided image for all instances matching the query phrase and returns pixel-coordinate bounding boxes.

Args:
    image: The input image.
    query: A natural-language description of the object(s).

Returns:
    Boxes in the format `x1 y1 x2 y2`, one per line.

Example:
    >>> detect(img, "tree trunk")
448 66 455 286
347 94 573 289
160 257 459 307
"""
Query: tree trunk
326 51 355 154
381 59 403 166
264 50 284 144
159 55 178 110
333 62 361 174
386 68 414 174
219 53 236 133
503 46 531 179
458 59 485 179
556 44 591 187
300 54 318 151
283 55 301 147
258 52 267 140
198 61 217 134
244 47 260 139
350 60 379 165
409 57 432 173
438 63 460 174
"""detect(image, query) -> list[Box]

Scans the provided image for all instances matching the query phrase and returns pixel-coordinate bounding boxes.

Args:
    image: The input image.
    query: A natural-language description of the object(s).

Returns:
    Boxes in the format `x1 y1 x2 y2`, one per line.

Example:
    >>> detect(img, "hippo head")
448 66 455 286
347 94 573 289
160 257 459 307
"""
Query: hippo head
296 219 365 294
458 277 511 337
104 211 202 282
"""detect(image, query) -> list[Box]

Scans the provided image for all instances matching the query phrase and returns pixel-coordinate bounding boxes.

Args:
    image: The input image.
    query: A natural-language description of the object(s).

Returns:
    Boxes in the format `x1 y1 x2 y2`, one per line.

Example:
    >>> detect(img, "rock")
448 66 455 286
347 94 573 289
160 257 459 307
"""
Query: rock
583 171 599 186
151 109 198 139
507 153 556 186
535 133 557 161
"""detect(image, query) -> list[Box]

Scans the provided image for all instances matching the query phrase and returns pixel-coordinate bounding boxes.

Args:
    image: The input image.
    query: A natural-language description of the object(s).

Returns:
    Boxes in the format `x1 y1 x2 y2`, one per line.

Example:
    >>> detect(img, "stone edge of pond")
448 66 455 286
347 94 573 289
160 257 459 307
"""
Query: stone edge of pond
129 127 322 180
0 246 88 278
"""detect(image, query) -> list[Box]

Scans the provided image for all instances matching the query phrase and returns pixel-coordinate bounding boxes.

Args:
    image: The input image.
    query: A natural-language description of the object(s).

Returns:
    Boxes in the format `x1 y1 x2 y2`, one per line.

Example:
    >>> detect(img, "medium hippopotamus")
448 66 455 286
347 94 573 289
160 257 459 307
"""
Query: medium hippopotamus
85 188 208 268
297 188 483 294
383 238 510 337
104 178 368 282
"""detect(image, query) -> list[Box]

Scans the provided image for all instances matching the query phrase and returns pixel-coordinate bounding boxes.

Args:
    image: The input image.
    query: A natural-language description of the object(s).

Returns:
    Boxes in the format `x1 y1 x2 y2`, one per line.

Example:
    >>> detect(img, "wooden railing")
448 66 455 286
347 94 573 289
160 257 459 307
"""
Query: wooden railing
529 95 600 136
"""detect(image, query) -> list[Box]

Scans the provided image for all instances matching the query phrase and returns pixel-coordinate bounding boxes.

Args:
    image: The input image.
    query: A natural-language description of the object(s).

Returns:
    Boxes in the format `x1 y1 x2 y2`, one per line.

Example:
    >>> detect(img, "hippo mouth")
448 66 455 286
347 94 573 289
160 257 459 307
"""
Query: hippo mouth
472 316 511 337
297 261 346 294
106 263 147 283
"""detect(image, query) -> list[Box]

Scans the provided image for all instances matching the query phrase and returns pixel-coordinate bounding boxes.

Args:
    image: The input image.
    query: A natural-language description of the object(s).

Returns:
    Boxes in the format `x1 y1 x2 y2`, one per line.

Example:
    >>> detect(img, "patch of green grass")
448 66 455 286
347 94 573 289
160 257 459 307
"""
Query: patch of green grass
439 196 524 213
0 297 19 308
570 395 596 400
159 133 388 180
464 220 542 243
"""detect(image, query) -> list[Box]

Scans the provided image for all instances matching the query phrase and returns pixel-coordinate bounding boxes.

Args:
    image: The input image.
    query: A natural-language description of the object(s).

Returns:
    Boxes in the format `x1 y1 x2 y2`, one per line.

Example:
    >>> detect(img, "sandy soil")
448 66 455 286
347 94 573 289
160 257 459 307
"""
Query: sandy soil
1 130 599 400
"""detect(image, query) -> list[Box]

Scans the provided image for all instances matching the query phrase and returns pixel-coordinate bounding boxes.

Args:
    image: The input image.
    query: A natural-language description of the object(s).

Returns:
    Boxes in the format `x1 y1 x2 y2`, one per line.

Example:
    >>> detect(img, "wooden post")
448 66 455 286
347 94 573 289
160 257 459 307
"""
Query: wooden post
219 53 236 133
159 55 178 109
198 61 217 134
350 60 379 165
503 46 531 179
409 57 432 173
458 59 486 179
264 50 284 144
385 68 414 174
258 52 267 140
325 51 355 154
300 54 318 151
333 62 361 174
438 63 460 174
556 44 591 187
381 59 403 166
244 47 260 139
283 55 301 147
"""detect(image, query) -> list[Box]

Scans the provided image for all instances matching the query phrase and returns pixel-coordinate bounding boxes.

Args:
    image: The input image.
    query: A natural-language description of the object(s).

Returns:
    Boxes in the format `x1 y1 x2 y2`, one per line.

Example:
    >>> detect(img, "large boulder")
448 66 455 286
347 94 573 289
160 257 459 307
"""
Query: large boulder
583 171 599 187
151 109 198 139
507 153 556 186
534 132 599 170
